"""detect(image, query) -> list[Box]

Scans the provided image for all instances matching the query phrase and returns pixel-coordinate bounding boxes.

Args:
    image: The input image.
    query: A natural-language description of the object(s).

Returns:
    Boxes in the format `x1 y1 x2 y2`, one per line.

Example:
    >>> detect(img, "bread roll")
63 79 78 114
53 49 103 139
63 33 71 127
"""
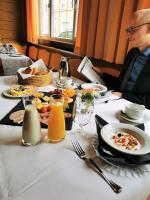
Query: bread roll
22 67 32 74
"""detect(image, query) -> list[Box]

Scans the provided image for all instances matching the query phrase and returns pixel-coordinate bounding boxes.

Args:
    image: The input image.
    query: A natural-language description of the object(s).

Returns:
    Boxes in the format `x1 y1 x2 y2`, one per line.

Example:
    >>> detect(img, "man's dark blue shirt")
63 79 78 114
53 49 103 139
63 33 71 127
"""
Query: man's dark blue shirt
126 47 150 92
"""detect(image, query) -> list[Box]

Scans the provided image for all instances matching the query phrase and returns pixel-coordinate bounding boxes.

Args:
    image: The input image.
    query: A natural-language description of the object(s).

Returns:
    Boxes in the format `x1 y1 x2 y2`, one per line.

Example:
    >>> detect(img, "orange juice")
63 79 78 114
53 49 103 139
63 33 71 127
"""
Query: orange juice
48 101 65 143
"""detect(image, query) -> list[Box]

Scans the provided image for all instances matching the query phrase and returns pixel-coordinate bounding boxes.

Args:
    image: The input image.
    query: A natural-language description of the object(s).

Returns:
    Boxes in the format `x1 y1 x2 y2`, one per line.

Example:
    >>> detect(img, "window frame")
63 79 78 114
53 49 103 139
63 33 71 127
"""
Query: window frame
37 0 78 51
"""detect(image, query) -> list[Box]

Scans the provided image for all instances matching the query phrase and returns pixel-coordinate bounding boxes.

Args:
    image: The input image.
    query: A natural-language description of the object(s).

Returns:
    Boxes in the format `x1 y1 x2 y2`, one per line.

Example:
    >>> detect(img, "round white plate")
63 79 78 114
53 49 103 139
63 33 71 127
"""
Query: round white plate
101 123 150 155
81 83 107 94
3 89 34 98
9 54 23 57
120 109 150 124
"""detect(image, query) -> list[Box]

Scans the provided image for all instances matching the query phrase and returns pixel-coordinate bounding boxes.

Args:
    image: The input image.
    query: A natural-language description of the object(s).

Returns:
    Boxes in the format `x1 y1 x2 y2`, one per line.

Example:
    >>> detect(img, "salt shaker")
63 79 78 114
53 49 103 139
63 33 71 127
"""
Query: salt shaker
22 104 41 146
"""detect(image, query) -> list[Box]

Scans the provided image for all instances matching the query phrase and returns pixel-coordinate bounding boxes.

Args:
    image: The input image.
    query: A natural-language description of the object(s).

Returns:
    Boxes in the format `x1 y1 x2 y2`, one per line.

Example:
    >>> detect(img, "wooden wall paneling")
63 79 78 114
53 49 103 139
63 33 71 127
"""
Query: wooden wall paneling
0 0 26 43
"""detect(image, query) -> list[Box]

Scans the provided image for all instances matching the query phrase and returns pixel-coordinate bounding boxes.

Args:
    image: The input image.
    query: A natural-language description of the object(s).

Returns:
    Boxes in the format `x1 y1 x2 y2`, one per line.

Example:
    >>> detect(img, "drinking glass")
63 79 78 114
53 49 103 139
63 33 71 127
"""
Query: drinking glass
48 94 65 143
22 96 41 146
74 97 94 136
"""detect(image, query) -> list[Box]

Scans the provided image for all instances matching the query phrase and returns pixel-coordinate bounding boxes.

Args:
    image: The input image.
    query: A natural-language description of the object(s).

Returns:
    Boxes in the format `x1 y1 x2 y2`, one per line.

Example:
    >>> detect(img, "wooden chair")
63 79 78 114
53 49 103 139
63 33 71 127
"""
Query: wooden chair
0 59 4 76
38 48 50 67
28 46 38 61
68 58 88 82
49 52 62 70
12 43 27 55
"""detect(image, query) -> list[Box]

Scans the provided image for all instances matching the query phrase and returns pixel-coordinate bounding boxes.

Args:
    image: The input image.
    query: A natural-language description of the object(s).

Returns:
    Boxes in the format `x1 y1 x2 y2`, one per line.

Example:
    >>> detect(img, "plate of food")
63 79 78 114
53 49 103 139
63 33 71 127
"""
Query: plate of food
101 123 150 155
3 85 36 98
81 83 107 97
92 136 150 168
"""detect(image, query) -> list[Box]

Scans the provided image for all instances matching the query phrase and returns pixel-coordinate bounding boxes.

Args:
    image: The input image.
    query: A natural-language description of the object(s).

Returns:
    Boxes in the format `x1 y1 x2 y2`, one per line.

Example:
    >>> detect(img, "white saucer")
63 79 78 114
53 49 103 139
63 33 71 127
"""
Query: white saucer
55 80 78 89
64 83 78 89
120 109 150 123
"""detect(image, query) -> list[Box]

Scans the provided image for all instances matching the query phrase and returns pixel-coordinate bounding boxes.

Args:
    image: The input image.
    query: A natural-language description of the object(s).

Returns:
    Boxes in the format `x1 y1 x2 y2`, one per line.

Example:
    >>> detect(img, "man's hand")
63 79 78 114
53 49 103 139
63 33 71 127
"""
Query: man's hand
92 66 102 74
112 92 123 97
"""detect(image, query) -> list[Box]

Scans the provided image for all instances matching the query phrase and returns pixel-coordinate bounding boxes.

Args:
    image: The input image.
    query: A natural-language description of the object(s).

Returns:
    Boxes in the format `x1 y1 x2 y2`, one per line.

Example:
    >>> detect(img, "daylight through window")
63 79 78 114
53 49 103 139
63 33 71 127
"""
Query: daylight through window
38 0 79 41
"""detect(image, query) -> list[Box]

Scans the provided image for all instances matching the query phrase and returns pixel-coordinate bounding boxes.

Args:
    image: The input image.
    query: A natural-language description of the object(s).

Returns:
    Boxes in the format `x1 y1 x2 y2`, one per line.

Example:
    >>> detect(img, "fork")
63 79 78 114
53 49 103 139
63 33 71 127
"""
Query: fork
104 97 122 103
71 138 122 193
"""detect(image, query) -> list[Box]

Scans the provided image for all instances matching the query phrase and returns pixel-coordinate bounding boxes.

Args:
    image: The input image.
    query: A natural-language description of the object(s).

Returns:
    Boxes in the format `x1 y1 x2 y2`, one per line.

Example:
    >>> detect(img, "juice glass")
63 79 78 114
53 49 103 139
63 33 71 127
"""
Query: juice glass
48 94 65 143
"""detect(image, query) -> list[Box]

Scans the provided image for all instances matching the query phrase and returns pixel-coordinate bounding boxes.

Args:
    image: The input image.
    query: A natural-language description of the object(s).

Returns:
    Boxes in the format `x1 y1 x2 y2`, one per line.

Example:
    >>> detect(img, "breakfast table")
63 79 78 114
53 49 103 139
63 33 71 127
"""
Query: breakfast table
0 75 150 200
0 53 33 76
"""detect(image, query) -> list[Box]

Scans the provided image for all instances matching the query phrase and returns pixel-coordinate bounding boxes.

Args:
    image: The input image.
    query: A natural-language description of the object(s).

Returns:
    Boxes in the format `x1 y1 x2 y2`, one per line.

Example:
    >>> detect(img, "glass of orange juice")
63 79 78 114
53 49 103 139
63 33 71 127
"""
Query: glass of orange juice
48 94 65 143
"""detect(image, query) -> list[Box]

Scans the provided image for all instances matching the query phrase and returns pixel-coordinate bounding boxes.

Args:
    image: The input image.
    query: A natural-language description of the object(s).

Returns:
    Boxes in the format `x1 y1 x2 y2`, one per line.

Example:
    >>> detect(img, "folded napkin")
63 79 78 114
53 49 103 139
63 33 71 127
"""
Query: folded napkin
95 114 150 166
0 44 17 54
0 46 8 53
98 144 150 166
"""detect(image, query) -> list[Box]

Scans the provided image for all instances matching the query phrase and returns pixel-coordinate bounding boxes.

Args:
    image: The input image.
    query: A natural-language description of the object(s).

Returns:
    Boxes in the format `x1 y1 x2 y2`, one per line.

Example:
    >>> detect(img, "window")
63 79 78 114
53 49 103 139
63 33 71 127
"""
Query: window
38 0 50 35
37 0 79 41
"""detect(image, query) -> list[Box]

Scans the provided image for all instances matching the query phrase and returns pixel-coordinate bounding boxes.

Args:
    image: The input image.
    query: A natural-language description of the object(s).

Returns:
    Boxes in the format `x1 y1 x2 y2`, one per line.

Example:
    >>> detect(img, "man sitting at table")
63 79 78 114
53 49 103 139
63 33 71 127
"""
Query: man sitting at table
93 9 150 109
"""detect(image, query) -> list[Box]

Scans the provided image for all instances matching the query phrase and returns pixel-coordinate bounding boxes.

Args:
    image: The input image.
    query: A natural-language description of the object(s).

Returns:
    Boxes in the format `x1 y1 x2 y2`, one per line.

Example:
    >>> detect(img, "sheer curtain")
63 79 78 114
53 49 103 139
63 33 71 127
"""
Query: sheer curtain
74 0 150 64
26 0 38 43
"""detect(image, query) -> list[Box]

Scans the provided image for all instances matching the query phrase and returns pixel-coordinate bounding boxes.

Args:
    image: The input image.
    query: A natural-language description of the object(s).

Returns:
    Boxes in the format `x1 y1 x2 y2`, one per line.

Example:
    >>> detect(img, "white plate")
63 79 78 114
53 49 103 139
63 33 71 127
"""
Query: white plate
81 83 107 94
9 53 23 57
2 90 34 98
101 123 150 155
120 109 150 124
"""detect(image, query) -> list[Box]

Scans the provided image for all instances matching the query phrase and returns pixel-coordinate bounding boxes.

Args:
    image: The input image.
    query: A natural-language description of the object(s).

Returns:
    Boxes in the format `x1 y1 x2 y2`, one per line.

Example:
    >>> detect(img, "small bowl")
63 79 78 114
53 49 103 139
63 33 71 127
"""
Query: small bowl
125 103 145 120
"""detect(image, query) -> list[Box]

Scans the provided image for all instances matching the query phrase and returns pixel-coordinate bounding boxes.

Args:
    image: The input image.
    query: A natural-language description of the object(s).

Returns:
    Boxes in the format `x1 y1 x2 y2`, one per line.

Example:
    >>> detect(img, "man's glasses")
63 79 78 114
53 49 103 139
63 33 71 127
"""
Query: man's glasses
126 22 150 34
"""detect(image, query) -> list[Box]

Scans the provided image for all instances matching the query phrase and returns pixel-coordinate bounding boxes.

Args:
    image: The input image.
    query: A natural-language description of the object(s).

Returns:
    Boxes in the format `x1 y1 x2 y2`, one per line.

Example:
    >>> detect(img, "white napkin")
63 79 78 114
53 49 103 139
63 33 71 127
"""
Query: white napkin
17 59 48 79
0 44 17 54
9 48 18 54
0 47 8 53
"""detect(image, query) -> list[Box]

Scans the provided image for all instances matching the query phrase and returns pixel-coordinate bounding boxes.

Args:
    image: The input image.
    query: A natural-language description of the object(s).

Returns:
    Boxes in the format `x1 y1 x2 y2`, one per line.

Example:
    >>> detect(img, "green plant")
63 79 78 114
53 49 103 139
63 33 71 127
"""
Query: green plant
81 92 94 104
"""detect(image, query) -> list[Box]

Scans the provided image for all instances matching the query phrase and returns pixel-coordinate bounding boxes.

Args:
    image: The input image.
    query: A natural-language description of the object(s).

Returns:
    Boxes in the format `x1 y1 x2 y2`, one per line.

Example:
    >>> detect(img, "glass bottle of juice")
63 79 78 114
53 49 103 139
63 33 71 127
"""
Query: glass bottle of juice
48 95 65 143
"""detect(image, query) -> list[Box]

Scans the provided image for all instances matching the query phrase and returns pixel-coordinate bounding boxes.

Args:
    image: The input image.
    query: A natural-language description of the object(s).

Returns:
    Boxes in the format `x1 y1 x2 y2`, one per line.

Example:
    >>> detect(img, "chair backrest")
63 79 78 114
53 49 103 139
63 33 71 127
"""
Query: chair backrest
28 46 38 61
12 43 27 55
38 48 50 67
68 58 88 82
49 52 62 70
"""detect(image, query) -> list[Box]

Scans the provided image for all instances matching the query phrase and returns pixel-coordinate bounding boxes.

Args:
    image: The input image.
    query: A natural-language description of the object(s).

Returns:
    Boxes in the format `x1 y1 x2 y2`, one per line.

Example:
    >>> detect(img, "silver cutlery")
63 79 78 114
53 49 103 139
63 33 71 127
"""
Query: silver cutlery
71 138 122 193
104 97 122 103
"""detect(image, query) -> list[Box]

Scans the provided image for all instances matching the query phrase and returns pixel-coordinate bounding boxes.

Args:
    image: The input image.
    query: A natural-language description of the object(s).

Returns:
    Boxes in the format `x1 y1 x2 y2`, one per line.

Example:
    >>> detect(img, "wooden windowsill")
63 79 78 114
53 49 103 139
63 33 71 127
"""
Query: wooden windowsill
38 36 75 52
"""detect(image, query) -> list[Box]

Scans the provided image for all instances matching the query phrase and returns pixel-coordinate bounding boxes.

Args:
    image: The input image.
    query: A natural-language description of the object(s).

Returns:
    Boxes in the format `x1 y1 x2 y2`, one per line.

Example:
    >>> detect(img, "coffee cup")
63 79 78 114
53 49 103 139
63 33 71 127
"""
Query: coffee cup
125 103 145 120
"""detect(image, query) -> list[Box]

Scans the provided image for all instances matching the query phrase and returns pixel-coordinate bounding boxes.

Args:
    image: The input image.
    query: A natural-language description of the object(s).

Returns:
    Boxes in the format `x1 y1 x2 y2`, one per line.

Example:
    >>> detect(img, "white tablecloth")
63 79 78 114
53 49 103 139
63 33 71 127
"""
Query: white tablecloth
0 76 150 200
0 53 32 76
